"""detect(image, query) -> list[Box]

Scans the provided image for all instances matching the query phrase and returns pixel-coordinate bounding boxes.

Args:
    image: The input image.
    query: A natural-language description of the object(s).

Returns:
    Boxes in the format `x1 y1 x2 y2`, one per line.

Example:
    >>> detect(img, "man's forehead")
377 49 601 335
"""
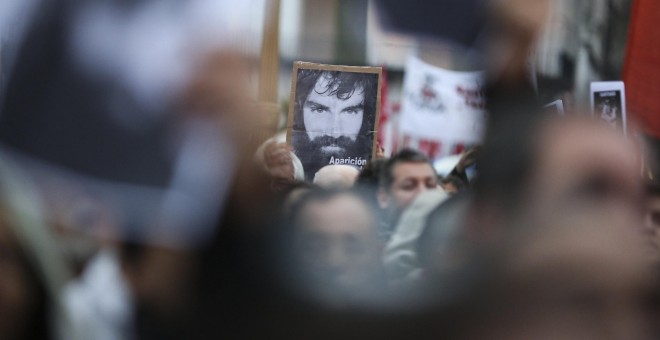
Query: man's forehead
393 162 436 180
297 197 375 235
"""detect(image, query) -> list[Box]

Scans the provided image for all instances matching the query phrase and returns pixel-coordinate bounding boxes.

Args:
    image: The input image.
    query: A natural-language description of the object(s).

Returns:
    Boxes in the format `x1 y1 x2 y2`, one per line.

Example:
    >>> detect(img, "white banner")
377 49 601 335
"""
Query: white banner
398 56 486 159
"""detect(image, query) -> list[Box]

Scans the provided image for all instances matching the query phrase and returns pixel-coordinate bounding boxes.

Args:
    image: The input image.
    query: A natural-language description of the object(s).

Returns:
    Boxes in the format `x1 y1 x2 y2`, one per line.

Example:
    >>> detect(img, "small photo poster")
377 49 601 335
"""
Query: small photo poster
590 81 627 134
286 62 382 180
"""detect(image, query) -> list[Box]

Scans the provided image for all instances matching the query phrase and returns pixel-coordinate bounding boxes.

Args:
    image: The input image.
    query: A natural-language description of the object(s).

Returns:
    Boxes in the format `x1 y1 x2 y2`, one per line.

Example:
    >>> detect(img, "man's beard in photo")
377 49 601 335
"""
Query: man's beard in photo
296 133 370 180
309 135 357 158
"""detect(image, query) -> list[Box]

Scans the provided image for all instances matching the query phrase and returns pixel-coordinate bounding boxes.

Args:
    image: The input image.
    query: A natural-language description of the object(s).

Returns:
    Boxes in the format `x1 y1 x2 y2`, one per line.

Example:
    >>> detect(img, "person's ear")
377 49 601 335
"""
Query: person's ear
377 187 390 209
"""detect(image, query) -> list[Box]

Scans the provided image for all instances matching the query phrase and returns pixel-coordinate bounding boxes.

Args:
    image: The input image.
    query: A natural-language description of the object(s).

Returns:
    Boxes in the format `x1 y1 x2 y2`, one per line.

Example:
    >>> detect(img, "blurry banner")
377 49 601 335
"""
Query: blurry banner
398 56 485 160
590 81 627 134
0 0 258 246
623 0 660 138
286 62 382 180
0 1 174 187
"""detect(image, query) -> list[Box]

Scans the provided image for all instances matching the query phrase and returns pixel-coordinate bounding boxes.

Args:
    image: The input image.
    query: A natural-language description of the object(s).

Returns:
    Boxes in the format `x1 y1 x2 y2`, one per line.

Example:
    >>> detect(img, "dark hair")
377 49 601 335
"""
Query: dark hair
293 69 378 136
379 149 434 191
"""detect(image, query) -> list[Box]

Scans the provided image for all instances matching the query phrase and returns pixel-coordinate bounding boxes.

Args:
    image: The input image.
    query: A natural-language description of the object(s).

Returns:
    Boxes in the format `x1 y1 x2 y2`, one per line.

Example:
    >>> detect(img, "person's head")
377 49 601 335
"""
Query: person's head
313 165 360 189
287 189 381 293
470 114 643 246
293 69 378 158
377 149 439 218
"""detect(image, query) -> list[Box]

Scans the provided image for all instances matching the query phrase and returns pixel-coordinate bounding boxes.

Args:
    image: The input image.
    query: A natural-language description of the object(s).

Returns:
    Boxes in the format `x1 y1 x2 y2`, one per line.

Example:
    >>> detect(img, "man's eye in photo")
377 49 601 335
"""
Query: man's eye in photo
309 104 329 113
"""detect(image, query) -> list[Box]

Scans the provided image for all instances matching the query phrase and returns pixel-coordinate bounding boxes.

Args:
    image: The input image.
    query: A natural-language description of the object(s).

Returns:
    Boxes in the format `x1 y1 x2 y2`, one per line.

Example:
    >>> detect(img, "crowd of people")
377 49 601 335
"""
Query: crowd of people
5 109 660 339
253 111 660 339
1 1 659 339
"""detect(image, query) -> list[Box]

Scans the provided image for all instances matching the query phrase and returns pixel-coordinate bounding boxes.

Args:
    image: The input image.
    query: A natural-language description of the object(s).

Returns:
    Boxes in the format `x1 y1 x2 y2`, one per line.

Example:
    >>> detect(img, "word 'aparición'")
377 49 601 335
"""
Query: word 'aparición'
328 156 367 167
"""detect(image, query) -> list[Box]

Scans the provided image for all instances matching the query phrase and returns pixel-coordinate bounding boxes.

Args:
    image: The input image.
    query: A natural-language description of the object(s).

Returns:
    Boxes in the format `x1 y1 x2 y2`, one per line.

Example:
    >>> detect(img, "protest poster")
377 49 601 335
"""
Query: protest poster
398 56 486 160
286 62 382 180
590 81 627 134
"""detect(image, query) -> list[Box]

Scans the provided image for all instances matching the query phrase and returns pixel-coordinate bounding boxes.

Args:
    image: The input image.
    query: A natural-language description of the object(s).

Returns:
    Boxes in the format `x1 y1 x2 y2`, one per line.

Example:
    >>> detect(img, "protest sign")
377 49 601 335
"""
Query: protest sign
286 62 382 180
590 81 627 134
398 56 486 160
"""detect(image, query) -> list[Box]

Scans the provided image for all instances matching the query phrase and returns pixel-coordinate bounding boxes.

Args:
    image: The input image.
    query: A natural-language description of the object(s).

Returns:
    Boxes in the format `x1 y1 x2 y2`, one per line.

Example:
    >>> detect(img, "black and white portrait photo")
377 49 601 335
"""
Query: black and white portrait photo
594 90 622 128
590 81 627 134
287 62 382 180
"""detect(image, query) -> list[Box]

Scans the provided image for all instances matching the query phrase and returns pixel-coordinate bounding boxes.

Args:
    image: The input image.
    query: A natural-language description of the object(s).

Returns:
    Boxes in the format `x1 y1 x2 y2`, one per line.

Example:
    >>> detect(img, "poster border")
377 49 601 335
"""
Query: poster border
285 61 383 161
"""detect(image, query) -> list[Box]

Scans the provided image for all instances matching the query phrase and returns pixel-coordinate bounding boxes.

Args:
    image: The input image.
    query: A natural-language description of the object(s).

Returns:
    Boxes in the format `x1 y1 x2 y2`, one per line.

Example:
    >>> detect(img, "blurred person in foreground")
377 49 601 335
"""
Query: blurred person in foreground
285 189 385 307
412 114 657 339
0 160 76 340
466 114 644 248
452 210 658 340
377 149 441 240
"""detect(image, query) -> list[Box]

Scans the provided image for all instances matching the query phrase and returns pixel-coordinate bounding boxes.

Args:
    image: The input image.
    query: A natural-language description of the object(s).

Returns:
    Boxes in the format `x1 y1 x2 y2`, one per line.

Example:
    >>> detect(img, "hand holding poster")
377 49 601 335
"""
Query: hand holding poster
590 81 627 134
286 62 382 180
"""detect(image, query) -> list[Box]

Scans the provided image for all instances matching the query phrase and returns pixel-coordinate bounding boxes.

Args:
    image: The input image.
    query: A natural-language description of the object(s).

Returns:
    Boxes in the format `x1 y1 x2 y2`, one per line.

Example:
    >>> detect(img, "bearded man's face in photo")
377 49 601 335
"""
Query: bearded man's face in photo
301 74 365 159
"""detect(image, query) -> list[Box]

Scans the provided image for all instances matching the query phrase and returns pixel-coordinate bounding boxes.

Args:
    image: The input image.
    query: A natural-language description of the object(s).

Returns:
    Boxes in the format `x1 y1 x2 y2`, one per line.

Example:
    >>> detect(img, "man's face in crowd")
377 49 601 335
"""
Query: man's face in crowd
527 119 642 227
293 194 380 289
302 75 365 157
379 162 439 213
